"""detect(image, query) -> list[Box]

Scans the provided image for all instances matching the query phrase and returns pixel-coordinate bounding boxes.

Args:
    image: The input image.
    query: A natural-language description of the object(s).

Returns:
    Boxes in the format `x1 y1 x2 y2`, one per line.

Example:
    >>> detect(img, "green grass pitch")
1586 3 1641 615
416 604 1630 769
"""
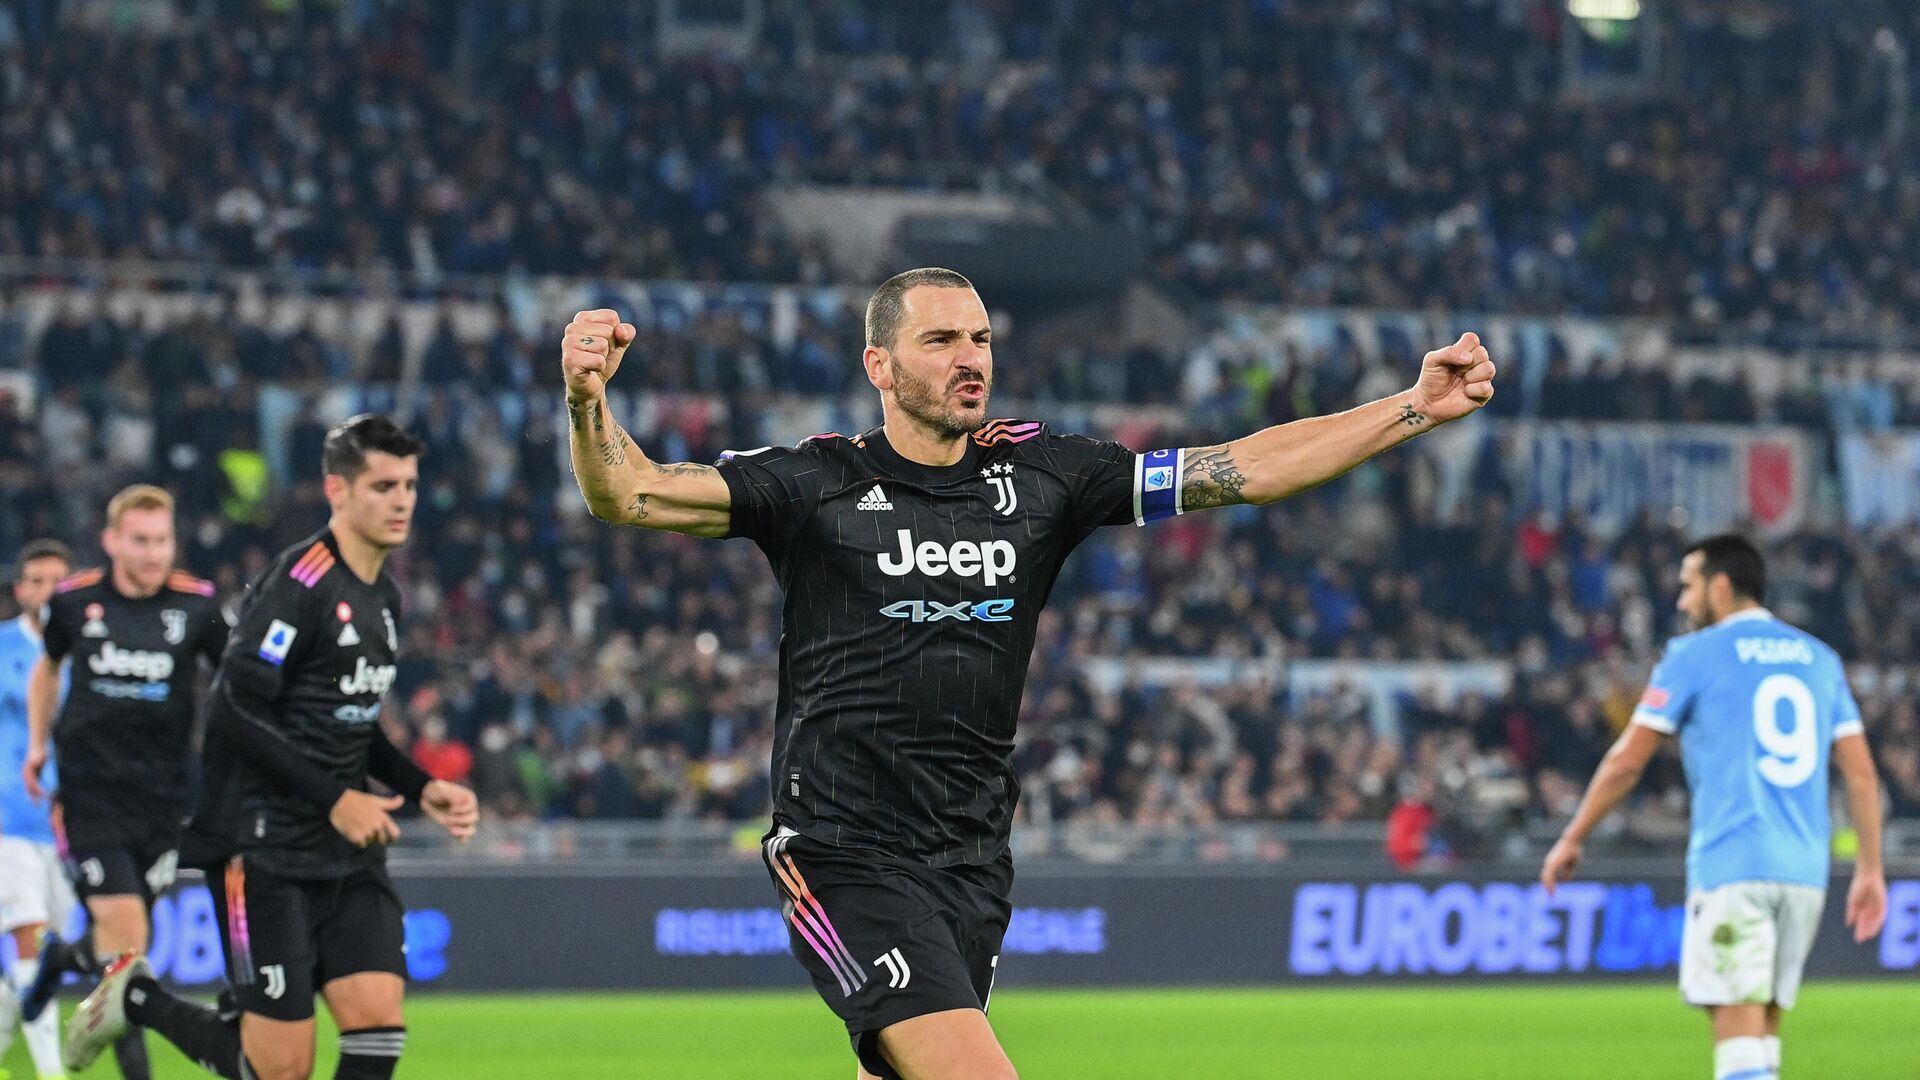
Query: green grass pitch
10 983 1918 1079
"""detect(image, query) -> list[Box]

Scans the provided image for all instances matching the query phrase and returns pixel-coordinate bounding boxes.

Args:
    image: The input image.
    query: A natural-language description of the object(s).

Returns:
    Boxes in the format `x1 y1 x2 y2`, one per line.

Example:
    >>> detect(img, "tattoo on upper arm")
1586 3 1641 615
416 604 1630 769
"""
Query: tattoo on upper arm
1397 402 1429 427
652 462 717 479
1181 446 1248 510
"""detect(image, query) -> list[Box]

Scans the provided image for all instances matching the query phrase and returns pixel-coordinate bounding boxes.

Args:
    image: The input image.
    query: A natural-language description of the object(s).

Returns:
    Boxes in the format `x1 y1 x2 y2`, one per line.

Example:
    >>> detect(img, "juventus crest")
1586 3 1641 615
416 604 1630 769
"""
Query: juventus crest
981 462 1018 516
160 608 187 645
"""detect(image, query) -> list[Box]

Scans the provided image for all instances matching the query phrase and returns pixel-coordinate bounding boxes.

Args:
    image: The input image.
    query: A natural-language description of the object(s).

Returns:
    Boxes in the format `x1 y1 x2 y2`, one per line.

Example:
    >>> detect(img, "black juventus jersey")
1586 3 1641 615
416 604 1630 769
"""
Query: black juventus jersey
184 529 423 879
41 565 227 822
717 420 1147 866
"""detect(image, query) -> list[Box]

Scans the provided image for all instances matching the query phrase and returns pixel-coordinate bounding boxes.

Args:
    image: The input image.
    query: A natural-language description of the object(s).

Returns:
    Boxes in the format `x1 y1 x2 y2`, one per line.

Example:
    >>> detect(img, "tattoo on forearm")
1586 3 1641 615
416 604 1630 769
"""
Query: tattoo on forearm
567 397 606 435
1397 402 1429 428
599 432 630 468
1181 446 1249 510
628 493 650 520
652 462 716 479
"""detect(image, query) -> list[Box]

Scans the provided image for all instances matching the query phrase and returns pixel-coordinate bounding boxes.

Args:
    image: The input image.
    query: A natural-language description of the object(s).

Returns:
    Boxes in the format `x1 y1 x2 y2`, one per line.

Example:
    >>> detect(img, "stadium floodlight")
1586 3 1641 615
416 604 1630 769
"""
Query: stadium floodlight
1567 0 1640 19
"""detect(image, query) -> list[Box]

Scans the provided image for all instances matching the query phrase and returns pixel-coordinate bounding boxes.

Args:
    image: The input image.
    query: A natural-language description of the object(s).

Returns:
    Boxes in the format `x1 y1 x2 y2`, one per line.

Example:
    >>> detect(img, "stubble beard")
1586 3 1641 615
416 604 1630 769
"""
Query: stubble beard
889 356 989 438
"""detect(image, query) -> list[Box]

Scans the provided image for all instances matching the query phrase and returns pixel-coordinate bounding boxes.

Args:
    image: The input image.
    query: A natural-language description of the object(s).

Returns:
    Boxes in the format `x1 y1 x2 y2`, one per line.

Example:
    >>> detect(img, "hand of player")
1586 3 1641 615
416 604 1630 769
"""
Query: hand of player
420 779 479 844
1408 332 1496 425
330 789 404 848
21 744 48 800
1539 835 1581 895
561 309 637 406
1846 870 1887 943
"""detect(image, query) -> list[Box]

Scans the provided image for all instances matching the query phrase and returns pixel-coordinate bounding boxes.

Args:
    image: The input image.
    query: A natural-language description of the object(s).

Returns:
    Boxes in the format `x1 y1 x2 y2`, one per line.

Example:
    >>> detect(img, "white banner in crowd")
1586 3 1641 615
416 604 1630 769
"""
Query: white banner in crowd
1839 432 1920 529
1423 421 1813 538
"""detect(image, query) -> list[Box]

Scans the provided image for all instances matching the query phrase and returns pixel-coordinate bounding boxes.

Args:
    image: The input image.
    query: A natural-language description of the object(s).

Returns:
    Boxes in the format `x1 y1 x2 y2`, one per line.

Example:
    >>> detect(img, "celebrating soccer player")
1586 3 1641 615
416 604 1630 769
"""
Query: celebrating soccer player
1541 535 1887 1080
62 415 479 1080
1 539 76 1079
18 487 228 1080
559 267 1496 1080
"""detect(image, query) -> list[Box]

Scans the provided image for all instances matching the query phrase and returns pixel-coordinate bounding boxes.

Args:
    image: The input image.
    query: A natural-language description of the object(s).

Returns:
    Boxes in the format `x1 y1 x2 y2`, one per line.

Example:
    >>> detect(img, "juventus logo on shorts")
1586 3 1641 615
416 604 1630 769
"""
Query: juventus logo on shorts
873 948 912 990
260 964 287 1000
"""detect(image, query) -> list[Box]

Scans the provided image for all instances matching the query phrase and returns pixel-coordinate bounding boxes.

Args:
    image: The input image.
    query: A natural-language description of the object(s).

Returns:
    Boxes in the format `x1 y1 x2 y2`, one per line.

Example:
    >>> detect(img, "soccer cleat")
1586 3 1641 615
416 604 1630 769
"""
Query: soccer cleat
18 931 71 1022
62 951 147 1074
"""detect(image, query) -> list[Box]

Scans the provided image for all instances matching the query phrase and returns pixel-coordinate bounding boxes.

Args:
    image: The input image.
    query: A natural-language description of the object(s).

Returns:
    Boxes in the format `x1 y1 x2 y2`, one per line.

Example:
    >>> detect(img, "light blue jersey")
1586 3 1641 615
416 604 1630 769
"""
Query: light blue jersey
1631 608 1863 893
0 614 60 844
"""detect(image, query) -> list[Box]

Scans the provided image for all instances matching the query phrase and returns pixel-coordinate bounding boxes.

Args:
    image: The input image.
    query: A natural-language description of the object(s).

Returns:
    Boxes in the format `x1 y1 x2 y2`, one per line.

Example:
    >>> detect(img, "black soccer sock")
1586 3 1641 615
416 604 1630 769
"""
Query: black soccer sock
125 975 247 1079
47 928 101 978
335 1027 405 1079
113 1027 154 1080
79 926 105 975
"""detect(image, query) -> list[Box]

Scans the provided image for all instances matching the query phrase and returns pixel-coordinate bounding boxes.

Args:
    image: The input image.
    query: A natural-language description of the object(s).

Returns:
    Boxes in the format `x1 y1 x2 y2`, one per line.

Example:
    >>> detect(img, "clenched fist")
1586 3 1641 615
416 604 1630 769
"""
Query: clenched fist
561 309 637 405
1408 331 1497 425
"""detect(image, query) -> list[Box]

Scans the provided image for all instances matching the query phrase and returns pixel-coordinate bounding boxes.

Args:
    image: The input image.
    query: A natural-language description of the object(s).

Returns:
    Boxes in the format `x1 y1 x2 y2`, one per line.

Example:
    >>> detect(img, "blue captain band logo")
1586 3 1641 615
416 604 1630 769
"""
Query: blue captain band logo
881 599 1016 623
1135 448 1185 524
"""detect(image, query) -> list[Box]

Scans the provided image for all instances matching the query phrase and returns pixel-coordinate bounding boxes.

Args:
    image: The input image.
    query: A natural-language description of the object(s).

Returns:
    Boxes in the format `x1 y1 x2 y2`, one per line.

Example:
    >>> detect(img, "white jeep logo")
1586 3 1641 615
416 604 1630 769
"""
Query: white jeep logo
88 642 175 681
338 657 398 696
877 531 1016 586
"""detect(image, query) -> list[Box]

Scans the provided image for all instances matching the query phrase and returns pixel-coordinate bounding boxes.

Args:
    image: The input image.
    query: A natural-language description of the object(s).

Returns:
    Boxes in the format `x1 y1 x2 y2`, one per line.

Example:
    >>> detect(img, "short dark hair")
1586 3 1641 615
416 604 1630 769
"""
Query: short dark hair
322 414 425 480
865 267 976 350
14 539 73 578
1686 533 1766 603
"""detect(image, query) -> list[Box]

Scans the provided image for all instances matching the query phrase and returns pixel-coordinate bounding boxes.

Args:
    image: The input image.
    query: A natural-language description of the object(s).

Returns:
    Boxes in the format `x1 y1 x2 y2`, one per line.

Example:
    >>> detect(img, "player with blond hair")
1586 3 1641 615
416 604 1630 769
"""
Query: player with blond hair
17 486 228 1079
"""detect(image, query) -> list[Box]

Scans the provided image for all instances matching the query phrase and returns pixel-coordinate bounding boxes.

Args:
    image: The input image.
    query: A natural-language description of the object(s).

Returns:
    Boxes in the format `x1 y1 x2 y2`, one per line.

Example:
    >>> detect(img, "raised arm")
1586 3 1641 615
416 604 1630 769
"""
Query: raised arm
560 308 732 537
1178 333 1495 511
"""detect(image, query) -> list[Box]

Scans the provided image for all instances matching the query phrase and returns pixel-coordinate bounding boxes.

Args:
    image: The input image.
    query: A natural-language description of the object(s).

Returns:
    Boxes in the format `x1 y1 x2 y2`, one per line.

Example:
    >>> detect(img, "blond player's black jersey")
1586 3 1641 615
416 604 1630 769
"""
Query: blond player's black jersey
717 420 1164 866
41 565 227 822
183 528 430 879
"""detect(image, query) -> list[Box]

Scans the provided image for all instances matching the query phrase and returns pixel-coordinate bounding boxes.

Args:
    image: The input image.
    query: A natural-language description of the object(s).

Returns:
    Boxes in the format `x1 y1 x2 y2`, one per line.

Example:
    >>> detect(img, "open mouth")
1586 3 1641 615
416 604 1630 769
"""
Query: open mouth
953 382 986 402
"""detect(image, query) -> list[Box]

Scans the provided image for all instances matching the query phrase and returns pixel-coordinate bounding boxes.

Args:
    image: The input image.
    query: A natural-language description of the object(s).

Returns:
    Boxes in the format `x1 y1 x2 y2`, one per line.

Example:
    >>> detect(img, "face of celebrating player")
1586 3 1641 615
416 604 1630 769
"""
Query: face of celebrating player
328 450 419 551
13 554 70 625
103 506 176 597
869 285 994 438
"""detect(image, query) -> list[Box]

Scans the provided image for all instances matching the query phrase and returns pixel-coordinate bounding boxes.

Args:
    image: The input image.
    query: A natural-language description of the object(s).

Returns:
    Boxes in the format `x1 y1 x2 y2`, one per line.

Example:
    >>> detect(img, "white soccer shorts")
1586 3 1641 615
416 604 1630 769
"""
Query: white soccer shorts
1679 879 1825 1010
0 835 75 935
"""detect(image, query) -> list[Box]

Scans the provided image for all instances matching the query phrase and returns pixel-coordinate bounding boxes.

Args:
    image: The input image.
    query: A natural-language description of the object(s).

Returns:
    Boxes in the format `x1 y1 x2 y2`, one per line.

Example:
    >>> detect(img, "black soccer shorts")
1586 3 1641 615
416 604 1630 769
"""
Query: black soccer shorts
207 856 408 1022
58 793 180 905
761 828 1013 1080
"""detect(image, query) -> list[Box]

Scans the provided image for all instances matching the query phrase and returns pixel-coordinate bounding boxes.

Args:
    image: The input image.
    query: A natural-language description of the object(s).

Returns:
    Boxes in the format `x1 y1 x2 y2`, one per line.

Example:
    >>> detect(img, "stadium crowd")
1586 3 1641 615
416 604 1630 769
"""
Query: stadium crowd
6 0 1920 337
5 292 1920 856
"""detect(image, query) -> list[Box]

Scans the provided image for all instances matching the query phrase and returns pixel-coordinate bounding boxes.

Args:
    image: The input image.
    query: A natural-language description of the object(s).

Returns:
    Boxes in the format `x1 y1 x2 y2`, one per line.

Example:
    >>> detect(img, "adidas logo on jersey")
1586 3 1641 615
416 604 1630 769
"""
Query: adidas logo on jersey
338 622 361 647
856 485 893 511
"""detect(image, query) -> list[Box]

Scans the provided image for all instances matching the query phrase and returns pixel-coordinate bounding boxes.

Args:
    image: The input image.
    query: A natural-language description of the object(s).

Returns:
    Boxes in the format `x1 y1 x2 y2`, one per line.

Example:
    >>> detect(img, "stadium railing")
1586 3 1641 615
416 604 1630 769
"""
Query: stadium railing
375 819 1920 875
